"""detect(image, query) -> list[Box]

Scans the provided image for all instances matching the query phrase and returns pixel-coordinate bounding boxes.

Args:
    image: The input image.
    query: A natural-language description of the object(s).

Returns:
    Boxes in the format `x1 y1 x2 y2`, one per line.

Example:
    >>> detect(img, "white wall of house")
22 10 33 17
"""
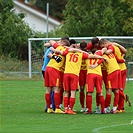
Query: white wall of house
14 0 61 33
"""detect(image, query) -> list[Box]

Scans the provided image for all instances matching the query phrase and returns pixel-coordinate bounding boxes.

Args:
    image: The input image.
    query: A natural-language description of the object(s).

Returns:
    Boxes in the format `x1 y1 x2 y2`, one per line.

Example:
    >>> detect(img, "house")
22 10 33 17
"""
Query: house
13 0 61 33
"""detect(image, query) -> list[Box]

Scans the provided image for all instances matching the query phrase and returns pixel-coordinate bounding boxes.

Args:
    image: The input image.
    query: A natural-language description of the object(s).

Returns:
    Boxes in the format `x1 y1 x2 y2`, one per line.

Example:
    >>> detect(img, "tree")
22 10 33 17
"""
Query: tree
120 0 133 35
61 0 133 36
0 0 35 60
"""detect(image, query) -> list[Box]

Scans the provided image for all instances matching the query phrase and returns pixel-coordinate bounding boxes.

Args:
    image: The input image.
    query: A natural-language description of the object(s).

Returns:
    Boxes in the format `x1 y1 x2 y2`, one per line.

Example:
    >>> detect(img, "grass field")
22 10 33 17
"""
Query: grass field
0 80 133 133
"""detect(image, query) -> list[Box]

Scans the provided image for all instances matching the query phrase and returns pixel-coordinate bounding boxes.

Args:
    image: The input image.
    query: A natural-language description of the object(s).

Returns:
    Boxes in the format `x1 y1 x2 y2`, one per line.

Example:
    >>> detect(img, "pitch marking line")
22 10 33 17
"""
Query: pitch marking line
92 123 130 133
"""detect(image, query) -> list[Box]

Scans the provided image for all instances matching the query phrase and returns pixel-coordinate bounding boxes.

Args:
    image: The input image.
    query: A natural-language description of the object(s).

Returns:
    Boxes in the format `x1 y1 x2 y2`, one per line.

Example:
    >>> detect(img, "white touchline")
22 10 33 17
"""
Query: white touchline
92 123 130 133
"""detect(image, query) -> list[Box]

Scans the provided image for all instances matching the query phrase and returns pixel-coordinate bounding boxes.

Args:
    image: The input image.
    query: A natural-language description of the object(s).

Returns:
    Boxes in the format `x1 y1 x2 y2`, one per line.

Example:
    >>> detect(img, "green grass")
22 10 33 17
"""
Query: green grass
0 80 133 133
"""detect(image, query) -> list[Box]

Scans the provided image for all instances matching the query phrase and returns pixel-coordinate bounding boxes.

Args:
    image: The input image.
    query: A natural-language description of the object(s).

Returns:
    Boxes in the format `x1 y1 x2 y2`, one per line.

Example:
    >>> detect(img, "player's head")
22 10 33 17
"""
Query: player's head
80 41 87 51
98 38 108 48
61 36 69 41
60 39 70 46
69 39 77 48
91 48 97 54
91 37 99 47
70 39 76 45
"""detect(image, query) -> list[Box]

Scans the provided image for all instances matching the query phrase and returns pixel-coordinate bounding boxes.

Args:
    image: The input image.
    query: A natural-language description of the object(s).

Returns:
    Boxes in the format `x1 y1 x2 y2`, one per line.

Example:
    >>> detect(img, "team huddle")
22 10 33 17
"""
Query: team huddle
42 36 131 115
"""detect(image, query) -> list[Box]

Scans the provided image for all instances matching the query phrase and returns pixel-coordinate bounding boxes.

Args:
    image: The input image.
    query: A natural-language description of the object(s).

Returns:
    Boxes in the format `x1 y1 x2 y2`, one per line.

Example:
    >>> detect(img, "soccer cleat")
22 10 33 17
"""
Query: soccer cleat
100 111 106 114
67 109 76 114
116 108 125 113
59 104 64 110
84 110 92 114
125 95 131 107
116 109 125 113
44 108 47 112
55 108 65 114
110 109 117 114
94 106 100 113
47 108 55 113
80 108 85 112
95 109 101 114
65 108 69 114
106 107 111 114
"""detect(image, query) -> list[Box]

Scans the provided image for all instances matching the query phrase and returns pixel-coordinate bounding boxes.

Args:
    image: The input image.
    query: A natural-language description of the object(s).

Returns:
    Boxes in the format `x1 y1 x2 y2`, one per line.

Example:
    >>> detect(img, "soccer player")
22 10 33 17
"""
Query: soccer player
44 39 70 114
99 39 131 111
42 45 55 112
79 41 88 112
87 37 100 51
84 48 107 114
79 38 101 112
55 47 107 114
99 39 122 114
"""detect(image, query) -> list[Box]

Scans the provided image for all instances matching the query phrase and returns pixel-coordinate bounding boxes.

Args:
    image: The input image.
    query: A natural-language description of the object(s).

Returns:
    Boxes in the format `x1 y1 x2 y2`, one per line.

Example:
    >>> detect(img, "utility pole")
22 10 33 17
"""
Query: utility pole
46 0 49 38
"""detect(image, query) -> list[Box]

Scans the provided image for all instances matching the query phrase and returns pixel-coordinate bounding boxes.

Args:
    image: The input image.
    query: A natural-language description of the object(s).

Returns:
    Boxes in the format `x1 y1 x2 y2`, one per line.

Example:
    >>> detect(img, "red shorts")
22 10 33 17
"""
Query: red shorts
86 74 102 93
44 67 60 87
121 69 127 89
79 70 87 86
59 71 64 88
107 70 122 89
63 73 79 91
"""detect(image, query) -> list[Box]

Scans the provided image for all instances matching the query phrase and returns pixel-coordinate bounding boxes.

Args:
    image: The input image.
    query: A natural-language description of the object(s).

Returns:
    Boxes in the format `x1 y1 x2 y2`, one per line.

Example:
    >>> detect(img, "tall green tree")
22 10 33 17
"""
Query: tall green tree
0 0 34 60
120 0 133 35
61 0 133 36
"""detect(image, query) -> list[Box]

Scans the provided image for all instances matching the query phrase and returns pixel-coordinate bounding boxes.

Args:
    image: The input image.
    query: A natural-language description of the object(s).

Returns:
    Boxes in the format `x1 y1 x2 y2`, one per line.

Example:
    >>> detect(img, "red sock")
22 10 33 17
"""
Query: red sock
105 94 111 108
86 95 92 112
99 95 105 112
119 90 125 99
114 92 119 107
80 92 85 108
118 95 124 110
64 96 69 108
54 92 60 109
45 93 51 108
69 98 75 109
86 93 87 109
96 93 100 106
60 89 64 104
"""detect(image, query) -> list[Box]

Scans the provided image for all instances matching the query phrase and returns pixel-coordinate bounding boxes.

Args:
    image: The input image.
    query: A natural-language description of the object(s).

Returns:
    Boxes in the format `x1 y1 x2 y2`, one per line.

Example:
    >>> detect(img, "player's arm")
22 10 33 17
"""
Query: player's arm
114 54 125 63
89 55 108 64
44 42 51 47
68 47 83 52
88 54 103 59
49 40 57 46
47 48 63 63
113 43 127 54
47 52 53 58
101 47 107 54
105 49 113 54
104 45 114 54
89 57 104 69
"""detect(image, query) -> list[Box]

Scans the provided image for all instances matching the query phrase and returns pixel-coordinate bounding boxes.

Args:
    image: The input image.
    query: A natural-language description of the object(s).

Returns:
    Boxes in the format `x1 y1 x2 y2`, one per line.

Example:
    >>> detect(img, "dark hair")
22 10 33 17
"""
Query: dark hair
91 37 99 45
69 39 76 45
80 41 87 49
91 48 97 54
61 36 69 41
